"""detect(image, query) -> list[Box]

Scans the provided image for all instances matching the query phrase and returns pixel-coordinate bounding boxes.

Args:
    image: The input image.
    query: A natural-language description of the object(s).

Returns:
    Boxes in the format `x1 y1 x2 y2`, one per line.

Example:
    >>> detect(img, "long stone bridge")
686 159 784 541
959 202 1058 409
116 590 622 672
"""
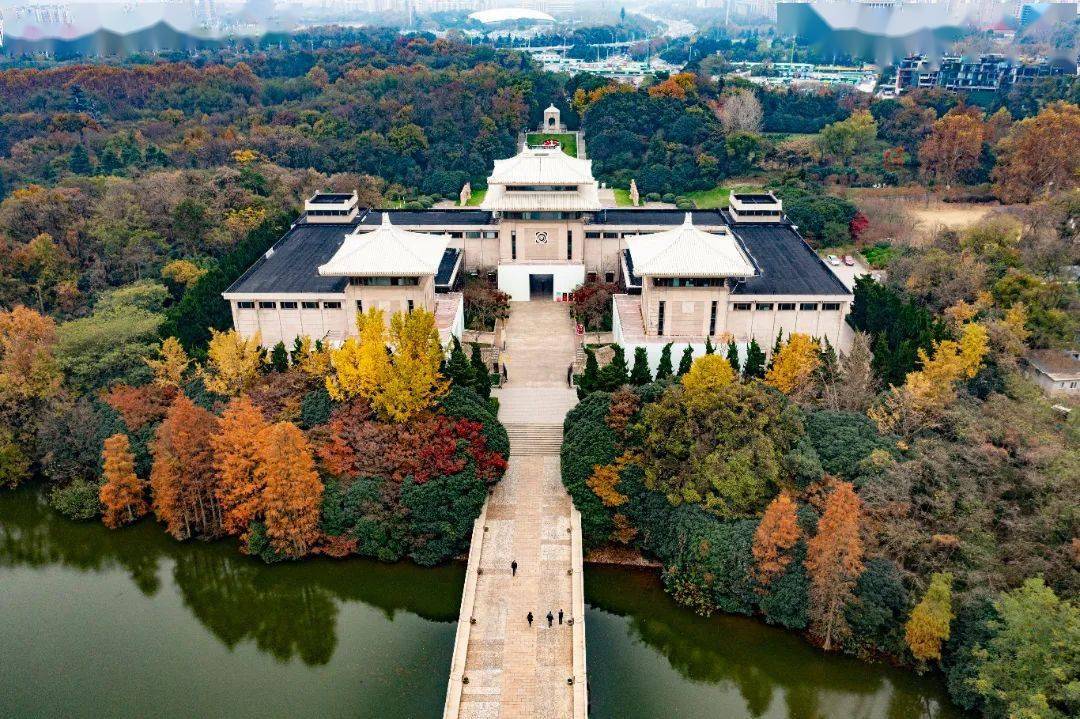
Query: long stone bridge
443 301 587 719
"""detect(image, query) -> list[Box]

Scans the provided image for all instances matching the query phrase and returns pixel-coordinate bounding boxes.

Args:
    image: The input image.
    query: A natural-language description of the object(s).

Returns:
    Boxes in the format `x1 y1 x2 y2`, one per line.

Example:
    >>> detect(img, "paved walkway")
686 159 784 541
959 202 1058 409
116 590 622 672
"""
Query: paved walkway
444 302 586 719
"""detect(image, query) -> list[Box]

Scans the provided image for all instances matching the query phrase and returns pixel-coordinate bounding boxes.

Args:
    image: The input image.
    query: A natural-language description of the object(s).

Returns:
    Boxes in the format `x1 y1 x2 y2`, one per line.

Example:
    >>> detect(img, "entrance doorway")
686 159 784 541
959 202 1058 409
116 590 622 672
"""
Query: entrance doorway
529 273 554 300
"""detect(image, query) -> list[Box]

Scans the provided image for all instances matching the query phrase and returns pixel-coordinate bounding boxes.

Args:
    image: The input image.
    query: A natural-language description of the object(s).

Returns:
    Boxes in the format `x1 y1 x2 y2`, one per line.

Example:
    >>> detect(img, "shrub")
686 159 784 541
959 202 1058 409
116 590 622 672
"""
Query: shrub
48 479 102 520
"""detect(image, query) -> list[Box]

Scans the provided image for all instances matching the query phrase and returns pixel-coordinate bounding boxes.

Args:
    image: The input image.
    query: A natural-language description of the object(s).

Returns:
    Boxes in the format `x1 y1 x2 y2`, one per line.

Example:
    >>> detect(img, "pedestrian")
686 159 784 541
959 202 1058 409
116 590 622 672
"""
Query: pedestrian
502 363 508 382
527 612 533 627
558 609 564 625
567 364 573 387
546 611 554 628
511 560 518 577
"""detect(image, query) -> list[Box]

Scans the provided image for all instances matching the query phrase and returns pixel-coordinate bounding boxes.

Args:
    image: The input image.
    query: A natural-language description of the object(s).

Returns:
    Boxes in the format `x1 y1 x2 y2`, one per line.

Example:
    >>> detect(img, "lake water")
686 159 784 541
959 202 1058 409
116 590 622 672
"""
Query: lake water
0 489 960 718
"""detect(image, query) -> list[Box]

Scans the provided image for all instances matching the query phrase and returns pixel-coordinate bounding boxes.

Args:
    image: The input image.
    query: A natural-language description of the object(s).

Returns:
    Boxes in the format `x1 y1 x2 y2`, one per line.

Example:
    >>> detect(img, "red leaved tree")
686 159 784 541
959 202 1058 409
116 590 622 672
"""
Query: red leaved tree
211 395 270 536
752 491 801 587
99 433 148 528
257 421 323 558
150 393 221 540
805 481 864 651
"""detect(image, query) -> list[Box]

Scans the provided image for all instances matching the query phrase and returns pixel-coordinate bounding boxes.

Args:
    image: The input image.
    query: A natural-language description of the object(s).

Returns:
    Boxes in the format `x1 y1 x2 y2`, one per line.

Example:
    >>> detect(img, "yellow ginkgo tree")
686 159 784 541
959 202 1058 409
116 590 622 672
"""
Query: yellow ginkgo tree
200 329 264 396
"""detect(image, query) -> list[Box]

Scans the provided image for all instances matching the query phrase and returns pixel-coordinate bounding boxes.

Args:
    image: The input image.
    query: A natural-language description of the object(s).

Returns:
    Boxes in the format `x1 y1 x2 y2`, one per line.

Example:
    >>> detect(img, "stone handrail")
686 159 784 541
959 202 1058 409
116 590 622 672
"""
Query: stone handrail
570 504 588 718
442 500 489 719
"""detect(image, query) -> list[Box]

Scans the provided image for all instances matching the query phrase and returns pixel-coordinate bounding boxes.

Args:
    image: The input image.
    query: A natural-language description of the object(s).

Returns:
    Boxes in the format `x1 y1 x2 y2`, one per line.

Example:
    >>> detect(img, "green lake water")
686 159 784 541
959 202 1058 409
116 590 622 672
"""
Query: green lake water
0 489 960 718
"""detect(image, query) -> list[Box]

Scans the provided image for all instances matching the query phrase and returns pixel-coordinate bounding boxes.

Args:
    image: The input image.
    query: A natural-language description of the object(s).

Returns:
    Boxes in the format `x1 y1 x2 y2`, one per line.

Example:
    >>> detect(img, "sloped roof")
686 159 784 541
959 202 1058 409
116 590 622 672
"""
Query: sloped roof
625 214 755 278
318 214 448 277
485 146 595 186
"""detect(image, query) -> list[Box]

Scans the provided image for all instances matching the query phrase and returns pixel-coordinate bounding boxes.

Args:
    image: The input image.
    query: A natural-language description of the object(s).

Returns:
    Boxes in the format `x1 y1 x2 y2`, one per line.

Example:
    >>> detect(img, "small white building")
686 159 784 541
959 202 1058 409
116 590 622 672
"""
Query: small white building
1024 350 1080 396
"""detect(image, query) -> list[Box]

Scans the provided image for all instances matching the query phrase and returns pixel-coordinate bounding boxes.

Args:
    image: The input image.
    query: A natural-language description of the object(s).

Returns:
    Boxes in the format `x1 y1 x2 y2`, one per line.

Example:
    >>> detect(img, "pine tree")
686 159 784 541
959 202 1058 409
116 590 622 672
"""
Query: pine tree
768 329 784 370
817 337 839 384
269 341 289 372
655 342 674 381
257 421 323 558
744 338 766 379
598 344 630 390
704 337 715 355
69 144 93 175
210 396 270 536
150 394 221 540
753 492 801 586
676 345 694 377
445 336 475 388
726 340 741 376
578 348 599 398
99 433 147 529
905 572 954 662
806 481 864 651
469 342 491 398
629 346 652 385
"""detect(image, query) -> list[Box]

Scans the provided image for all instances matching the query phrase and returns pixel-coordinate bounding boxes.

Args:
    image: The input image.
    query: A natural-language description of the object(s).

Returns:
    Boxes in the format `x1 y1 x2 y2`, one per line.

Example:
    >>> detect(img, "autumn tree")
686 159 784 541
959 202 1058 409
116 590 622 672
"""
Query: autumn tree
211 396 270 536
680 354 737 410
381 308 449 422
905 572 954 663
200 329 264 396
918 111 986 186
817 110 877 167
99 433 148 529
257 421 324 558
712 88 763 134
145 336 190 388
150 393 221 540
0 305 62 404
806 481 864 651
753 491 801 586
765 333 821 396
992 101 1080 202
326 308 390 402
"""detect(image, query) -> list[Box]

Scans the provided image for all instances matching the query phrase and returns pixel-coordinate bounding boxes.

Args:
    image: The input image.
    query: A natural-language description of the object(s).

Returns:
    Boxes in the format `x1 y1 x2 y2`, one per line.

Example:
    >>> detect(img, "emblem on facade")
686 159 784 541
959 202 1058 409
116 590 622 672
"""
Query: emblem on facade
535 231 548 244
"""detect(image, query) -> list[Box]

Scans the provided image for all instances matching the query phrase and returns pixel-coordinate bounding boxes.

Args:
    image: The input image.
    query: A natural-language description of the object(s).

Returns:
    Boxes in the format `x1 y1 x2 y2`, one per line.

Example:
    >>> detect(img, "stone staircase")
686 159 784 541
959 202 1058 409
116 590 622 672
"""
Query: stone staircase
504 423 564 456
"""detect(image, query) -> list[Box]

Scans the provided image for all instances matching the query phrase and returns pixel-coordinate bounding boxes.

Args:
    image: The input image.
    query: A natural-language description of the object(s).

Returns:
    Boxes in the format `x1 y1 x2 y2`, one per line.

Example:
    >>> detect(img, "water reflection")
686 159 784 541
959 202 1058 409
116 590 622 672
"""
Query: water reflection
584 566 961 719
0 489 462 667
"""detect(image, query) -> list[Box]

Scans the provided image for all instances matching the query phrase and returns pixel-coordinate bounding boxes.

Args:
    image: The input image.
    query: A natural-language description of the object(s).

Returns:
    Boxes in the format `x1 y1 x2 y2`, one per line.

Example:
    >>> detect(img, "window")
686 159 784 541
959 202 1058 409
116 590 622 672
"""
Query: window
733 303 752 311
302 301 319 309
778 303 796 311
237 301 255 309
511 231 517 260
356 300 363 313
280 301 298 310
602 232 618 239
466 231 481 239
822 302 841 311
349 277 418 286
756 302 774 311
800 302 818 311
323 301 341 309
653 277 724 288
567 230 573 260
407 300 414 313
657 301 666 336
709 301 718 335
258 301 276 309
483 231 498 239
585 232 601 239
605 272 615 284
587 272 598 283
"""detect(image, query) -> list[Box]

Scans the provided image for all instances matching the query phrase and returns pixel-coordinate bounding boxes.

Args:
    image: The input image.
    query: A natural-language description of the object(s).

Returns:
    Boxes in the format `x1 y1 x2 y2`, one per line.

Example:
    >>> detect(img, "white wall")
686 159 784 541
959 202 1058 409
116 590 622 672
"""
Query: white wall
497 263 585 302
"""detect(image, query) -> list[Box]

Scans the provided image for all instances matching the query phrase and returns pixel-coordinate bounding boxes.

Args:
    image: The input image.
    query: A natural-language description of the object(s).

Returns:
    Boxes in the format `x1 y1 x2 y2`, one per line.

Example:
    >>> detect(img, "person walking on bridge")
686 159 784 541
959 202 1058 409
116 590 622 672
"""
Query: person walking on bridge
546 611 554 628
527 612 534 628
558 609 564 625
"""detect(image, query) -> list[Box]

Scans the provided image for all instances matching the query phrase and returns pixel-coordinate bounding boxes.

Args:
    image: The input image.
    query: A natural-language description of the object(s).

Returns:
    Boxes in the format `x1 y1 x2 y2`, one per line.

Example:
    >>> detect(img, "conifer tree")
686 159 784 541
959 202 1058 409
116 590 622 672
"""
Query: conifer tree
629 346 652 385
806 481 864 651
578 348 599 398
445 336 475 388
905 572 954 662
817 337 839 384
704 337 715 355
211 396 270 536
744 338 766 379
100 433 147 529
598 344 630 390
726 340 741 376
269 341 289 373
768 329 784 370
753 491 801 587
655 342 674 381
257 422 323 558
676 345 694 377
69 144 93 175
469 342 491 398
150 394 221 540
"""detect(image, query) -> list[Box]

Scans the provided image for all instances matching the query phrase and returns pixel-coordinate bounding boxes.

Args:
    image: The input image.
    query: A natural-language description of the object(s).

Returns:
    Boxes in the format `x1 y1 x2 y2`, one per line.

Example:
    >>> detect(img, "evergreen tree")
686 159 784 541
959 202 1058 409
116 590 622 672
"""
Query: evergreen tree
578 348 599 398
597 344 630 390
69 144 93 175
705 337 715 355
629 346 652 385
768 329 784 370
269 341 289 373
818 337 839 384
446 337 475 388
469 342 491 399
745 338 766 378
677 345 694 376
726 340 741 376
655 342 674 381
98 147 123 176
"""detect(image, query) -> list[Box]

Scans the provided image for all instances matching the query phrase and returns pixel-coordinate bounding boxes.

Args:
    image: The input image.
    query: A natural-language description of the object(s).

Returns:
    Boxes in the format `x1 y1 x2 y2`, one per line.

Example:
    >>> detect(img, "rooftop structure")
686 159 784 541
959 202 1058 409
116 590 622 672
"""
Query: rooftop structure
481 145 601 213
625 214 755 278
304 191 359 223
729 192 784 223
1024 349 1080 396
318 214 449 278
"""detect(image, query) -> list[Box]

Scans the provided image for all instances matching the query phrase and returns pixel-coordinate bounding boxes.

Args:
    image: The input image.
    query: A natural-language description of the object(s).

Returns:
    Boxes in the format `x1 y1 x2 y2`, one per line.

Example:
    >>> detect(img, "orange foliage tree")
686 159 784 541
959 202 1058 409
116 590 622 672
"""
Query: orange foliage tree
149 393 221 540
752 491 801 587
210 395 270 536
805 481 864 651
99 433 148 528
765 333 821 396
256 421 323 558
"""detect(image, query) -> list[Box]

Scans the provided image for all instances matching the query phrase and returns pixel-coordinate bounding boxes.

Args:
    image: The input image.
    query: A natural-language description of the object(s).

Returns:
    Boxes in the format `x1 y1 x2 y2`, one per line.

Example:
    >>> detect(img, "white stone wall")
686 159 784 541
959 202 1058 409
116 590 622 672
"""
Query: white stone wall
497 263 586 302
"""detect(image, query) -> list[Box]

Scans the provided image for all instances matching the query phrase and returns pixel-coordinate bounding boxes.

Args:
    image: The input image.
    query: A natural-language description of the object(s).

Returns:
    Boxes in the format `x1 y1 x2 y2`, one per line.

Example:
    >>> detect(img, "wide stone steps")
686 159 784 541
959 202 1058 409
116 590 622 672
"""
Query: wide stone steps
504 423 564 456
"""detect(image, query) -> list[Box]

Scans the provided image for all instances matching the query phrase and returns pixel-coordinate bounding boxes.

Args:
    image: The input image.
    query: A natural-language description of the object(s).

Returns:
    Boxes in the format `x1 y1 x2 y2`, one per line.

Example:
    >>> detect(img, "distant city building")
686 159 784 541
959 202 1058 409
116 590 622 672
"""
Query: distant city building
725 61 879 93
893 53 1074 95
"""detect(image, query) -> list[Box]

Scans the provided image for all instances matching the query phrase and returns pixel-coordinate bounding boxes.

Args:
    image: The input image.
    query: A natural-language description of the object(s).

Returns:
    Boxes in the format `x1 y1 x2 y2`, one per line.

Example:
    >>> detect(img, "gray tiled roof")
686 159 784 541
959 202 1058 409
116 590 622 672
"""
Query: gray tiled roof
730 223 851 296
226 221 350 295
358 209 495 226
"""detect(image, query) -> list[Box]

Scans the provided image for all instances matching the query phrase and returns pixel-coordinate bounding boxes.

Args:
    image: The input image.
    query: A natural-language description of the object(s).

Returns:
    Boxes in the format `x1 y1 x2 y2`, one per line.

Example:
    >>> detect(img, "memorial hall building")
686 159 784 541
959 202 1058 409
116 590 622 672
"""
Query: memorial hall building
224 140 852 361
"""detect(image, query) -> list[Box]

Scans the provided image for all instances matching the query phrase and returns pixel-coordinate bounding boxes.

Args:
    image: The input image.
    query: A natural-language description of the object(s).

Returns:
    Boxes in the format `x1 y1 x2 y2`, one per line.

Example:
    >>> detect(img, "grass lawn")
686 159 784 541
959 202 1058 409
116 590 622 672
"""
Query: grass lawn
525 132 578 158
613 188 634 206
463 188 486 206
685 186 731 209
